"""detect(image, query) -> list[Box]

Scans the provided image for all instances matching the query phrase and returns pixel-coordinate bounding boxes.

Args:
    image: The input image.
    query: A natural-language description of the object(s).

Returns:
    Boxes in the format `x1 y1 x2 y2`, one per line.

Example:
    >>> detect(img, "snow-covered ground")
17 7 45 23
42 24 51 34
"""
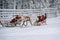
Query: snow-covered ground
0 16 60 40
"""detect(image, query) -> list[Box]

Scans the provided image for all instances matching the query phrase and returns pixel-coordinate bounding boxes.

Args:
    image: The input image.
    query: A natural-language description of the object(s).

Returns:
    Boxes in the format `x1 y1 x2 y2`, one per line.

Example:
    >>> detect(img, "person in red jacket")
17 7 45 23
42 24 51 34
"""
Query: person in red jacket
41 13 47 24
10 18 17 23
10 15 20 26
34 13 47 25
41 15 45 21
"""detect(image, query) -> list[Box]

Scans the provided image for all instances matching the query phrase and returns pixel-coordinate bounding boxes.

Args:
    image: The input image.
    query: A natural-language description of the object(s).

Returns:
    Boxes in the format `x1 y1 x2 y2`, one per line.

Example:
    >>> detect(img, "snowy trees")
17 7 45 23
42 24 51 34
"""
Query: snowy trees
0 0 58 9
0 0 59 21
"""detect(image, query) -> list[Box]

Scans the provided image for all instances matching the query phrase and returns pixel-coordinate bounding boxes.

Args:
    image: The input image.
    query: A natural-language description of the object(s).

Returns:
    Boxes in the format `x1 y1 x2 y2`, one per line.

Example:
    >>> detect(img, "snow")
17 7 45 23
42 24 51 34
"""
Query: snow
0 16 60 40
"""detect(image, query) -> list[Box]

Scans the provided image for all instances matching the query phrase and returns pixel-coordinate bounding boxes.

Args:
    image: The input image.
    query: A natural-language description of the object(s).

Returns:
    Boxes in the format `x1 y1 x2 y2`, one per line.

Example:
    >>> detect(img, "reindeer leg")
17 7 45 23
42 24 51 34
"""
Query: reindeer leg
29 20 32 25
22 21 27 27
25 21 27 26
22 21 24 26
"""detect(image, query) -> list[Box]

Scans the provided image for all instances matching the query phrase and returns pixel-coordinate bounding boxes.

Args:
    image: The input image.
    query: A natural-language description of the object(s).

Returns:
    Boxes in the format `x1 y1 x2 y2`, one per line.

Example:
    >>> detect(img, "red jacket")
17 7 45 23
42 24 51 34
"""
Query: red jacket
41 17 46 21
11 18 17 23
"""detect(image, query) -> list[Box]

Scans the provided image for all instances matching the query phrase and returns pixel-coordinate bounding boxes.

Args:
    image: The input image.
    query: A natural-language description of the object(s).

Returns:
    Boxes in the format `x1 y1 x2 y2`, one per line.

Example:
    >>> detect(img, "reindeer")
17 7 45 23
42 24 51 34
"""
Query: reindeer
20 16 32 26
10 15 32 27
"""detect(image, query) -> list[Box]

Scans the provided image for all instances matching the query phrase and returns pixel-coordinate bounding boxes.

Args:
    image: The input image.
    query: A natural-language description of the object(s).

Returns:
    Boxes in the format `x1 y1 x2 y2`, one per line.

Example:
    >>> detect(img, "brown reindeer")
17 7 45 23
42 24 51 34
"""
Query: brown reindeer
21 16 32 26
12 16 32 26
10 15 32 26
